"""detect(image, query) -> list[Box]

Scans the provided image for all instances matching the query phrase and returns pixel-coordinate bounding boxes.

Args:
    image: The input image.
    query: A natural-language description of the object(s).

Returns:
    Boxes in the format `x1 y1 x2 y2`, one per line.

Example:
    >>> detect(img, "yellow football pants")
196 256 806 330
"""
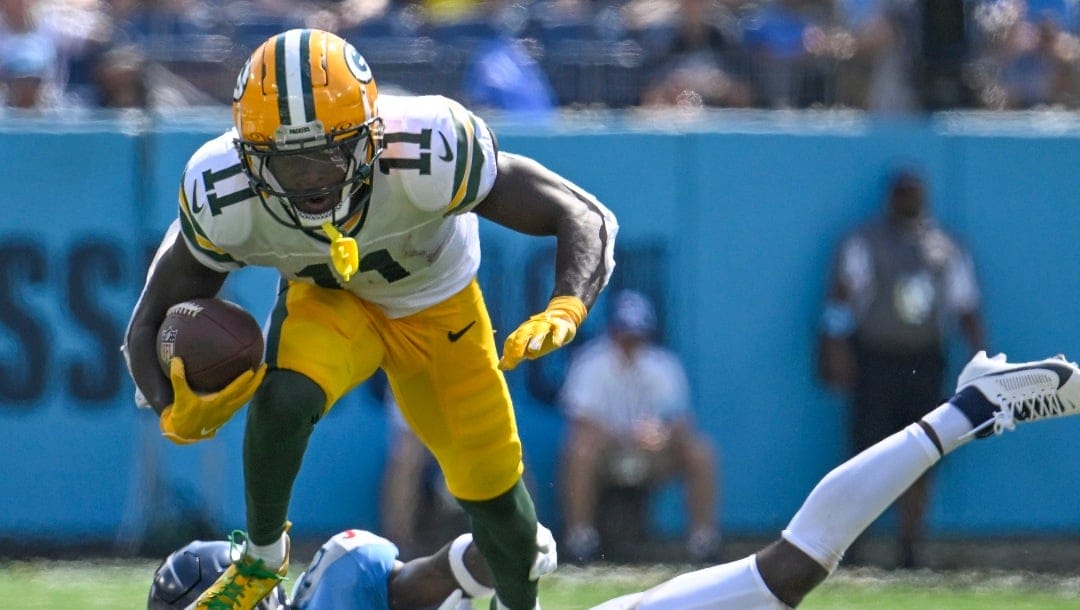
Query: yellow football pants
267 278 523 501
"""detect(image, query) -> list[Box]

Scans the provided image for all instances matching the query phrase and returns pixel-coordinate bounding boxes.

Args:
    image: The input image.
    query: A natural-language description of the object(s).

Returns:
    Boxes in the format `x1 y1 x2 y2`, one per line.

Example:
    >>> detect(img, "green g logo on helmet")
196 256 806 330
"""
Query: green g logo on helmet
344 45 372 84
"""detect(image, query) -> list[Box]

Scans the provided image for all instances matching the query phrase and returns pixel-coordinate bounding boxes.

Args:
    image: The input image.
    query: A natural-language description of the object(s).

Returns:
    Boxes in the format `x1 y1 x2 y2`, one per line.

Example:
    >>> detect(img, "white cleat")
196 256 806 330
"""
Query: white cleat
955 350 1080 437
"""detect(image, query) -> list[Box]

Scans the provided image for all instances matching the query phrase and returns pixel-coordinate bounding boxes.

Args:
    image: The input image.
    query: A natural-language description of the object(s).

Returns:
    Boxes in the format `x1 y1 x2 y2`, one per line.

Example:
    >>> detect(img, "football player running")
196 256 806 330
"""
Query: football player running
591 351 1080 609
124 28 616 610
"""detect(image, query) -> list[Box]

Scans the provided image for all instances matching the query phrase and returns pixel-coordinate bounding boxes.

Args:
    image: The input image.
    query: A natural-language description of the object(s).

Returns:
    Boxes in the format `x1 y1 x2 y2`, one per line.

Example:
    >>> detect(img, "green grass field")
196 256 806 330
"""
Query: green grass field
2 560 1079 609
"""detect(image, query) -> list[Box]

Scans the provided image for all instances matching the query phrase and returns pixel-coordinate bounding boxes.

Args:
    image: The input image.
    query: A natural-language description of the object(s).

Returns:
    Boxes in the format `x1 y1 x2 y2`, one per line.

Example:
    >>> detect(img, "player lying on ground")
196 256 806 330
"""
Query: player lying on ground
149 525 556 610
151 351 1080 609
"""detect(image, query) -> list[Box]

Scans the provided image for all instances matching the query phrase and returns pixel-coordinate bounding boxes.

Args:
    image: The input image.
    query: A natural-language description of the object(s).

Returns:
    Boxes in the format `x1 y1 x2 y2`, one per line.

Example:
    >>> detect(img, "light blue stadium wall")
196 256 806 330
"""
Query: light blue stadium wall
1 113 1078 547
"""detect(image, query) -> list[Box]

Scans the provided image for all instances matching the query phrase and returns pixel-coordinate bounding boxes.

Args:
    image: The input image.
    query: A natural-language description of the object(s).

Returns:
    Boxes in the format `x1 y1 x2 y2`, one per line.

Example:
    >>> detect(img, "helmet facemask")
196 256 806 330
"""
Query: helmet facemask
238 116 384 230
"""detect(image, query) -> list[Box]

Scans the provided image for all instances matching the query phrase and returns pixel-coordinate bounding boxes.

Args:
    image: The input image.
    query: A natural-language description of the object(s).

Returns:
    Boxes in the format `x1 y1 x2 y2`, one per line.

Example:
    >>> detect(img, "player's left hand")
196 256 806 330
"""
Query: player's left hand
499 296 586 370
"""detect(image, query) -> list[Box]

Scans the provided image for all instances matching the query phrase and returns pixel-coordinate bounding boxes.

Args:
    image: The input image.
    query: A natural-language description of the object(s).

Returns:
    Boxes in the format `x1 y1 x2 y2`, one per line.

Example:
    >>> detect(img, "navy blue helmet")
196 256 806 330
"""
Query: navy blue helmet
147 540 288 609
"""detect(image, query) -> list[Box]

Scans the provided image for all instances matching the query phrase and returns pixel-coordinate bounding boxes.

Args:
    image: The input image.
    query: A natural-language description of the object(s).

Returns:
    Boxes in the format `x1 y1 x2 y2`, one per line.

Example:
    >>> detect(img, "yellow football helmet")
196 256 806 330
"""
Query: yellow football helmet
232 28 383 230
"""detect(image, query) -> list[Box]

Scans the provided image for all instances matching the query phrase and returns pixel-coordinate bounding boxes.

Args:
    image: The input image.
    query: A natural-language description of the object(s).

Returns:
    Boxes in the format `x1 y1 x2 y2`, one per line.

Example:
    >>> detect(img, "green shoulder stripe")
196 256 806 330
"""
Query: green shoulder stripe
178 182 242 266
177 210 240 266
447 106 487 211
462 113 486 205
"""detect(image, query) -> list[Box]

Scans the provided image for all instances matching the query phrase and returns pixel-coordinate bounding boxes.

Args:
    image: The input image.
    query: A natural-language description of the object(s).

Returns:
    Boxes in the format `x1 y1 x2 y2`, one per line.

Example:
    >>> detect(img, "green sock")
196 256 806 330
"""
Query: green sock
457 479 539 610
243 369 325 545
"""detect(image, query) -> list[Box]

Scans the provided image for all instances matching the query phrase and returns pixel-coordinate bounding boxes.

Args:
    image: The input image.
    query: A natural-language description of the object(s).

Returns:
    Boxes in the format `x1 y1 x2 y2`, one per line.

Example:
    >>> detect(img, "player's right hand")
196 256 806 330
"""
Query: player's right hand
159 357 267 444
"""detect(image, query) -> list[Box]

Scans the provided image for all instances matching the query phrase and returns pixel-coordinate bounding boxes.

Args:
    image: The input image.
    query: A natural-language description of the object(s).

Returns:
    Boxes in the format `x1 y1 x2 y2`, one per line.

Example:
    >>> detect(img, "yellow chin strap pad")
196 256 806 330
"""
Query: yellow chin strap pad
322 222 359 282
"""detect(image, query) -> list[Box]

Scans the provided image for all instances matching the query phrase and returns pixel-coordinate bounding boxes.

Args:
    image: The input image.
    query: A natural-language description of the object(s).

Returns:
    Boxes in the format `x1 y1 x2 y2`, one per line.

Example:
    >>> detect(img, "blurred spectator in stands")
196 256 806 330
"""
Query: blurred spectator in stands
817 167 986 568
835 0 920 114
993 14 1071 107
422 0 486 26
916 0 977 109
108 0 235 103
461 36 556 118
740 0 840 108
24 0 116 108
524 0 641 107
330 0 394 31
0 0 61 109
460 2 557 120
967 0 1080 109
637 0 752 108
90 43 217 109
558 289 721 564
993 15 1075 108
223 0 306 53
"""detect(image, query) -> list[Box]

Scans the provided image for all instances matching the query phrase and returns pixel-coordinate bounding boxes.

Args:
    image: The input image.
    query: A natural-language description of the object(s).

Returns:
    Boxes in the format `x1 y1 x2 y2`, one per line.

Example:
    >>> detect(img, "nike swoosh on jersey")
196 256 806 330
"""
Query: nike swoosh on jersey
200 426 217 436
190 181 204 213
437 130 454 162
447 320 476 342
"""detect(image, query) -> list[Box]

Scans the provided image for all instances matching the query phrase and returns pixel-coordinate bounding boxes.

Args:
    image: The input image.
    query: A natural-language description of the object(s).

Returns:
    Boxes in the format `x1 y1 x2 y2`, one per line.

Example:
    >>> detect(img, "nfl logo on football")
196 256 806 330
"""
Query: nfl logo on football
158 328 177 365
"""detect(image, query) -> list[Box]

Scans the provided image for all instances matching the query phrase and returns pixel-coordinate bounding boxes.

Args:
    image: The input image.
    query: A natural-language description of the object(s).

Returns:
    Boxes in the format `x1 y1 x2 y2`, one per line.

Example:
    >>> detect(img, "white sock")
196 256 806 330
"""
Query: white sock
920 403 977 454
782 422 941 572
246 533 287 570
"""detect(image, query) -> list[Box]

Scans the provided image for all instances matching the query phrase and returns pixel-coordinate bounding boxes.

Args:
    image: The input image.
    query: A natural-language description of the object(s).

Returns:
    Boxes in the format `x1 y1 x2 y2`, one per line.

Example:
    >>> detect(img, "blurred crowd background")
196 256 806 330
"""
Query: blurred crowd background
5 0 1080 115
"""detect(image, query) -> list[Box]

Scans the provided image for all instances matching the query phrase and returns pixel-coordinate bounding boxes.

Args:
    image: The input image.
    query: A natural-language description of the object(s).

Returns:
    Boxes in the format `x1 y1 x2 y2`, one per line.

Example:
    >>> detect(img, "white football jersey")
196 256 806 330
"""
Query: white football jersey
174 94 498 318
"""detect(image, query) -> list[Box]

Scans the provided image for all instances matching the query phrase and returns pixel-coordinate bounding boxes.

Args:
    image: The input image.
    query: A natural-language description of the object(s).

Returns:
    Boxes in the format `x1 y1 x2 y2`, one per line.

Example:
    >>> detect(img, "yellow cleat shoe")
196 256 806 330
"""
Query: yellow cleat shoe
193 529 289 610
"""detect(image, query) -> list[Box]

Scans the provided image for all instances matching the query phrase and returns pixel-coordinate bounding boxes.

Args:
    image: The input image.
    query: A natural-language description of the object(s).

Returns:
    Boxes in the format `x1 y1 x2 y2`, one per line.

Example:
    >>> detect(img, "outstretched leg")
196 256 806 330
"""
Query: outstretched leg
766 418 947 605
591 351 1080 610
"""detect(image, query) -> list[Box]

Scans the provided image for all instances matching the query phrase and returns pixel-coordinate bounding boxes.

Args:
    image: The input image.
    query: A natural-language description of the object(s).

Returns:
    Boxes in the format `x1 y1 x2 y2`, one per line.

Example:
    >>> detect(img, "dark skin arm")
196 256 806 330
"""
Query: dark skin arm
474 151 615 310
389 538 493 609
125 234 228 414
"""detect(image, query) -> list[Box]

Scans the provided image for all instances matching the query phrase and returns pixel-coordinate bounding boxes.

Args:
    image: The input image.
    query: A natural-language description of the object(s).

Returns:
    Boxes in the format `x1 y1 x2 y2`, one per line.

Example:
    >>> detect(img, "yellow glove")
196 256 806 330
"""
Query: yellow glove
499 296 587 371
159 357 267 444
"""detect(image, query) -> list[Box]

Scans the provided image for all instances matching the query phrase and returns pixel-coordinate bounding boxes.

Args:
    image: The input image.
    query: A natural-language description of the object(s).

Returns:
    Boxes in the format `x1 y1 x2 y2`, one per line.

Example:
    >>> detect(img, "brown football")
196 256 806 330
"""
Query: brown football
156 298 264 393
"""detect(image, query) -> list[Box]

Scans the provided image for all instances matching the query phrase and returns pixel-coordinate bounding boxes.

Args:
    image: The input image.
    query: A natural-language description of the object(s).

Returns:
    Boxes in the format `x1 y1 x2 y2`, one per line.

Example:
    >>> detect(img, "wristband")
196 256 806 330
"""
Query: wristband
449 534 494 599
